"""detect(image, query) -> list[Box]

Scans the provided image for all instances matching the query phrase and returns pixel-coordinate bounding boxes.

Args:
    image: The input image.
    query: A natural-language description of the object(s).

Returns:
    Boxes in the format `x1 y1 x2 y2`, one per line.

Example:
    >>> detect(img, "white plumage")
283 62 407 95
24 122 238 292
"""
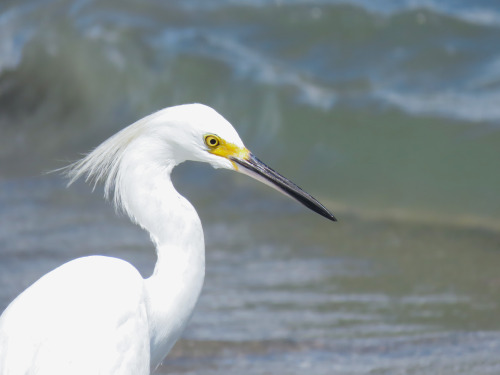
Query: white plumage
0 104 335 374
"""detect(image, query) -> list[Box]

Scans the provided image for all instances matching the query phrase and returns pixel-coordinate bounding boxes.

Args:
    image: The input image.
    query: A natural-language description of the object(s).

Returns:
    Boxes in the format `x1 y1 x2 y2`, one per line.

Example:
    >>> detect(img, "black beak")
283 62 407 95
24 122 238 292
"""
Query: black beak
230 153 336 222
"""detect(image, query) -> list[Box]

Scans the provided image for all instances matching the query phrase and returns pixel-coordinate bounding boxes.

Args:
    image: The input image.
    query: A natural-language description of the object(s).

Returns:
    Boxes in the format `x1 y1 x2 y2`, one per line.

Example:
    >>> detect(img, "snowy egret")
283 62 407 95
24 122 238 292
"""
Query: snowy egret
0 104 335 374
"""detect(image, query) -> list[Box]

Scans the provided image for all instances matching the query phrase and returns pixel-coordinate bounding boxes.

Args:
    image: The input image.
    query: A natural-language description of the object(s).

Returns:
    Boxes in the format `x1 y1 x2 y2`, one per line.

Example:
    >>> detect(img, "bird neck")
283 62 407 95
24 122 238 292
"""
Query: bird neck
117 139 205 367
118 139 204 252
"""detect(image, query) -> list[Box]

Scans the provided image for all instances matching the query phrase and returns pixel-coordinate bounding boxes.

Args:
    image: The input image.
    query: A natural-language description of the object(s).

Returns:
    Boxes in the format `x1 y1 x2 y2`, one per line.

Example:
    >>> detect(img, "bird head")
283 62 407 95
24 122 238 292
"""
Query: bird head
162 104 336 222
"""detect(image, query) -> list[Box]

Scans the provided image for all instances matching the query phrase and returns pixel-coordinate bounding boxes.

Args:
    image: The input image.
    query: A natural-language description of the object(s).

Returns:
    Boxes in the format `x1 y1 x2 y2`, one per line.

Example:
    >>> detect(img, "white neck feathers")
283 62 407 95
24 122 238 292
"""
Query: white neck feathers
64 112 206 369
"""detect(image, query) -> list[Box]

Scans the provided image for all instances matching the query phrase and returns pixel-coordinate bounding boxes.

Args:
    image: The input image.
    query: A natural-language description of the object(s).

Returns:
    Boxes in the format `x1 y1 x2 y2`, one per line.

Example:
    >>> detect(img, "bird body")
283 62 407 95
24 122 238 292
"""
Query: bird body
0 104 335 374
0 256 150 374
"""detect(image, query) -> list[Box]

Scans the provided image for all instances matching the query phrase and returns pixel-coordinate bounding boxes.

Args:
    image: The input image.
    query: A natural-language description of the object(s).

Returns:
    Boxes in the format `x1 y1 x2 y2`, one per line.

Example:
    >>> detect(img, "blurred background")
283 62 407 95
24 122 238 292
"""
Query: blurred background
1 0 499 374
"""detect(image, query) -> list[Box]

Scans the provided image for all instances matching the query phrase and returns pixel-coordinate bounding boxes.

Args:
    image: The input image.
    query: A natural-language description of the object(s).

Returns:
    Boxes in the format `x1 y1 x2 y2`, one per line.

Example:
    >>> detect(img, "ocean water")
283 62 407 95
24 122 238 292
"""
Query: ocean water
0 0 499 374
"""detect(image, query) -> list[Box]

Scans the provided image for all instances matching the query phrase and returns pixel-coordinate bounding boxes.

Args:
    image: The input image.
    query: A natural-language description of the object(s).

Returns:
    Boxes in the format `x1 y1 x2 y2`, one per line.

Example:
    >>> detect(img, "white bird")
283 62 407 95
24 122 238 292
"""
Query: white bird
0 104 335 374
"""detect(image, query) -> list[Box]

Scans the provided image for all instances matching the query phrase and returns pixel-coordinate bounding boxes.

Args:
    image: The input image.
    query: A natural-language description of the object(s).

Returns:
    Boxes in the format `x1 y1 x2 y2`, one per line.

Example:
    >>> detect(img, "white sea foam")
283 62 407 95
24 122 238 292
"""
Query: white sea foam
177 0 500 27
376 88 500 123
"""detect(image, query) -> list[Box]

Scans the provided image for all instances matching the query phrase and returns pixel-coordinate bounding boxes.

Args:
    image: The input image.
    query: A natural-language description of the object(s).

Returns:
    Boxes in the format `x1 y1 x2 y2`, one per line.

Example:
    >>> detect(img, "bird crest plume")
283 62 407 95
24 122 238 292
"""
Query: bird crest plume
63 110 163 211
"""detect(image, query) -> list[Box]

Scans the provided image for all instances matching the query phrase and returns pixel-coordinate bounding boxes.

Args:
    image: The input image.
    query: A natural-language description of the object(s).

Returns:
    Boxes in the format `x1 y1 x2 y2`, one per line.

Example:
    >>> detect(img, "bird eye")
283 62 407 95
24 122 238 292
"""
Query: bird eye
204 135 220 148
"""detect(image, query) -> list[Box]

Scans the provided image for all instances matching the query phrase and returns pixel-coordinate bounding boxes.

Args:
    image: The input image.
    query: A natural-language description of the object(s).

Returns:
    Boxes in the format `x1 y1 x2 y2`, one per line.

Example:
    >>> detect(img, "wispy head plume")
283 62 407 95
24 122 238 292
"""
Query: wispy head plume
62 112 159 210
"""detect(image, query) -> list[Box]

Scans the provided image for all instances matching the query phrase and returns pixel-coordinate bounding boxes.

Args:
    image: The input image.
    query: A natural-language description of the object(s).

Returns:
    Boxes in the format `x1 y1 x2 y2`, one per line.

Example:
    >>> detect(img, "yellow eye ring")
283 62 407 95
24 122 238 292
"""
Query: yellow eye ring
204 135 220 148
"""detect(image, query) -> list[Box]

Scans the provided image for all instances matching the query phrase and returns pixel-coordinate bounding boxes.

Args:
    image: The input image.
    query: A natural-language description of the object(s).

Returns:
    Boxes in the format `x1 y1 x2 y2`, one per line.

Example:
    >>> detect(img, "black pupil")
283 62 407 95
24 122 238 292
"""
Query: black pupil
210 138 217 145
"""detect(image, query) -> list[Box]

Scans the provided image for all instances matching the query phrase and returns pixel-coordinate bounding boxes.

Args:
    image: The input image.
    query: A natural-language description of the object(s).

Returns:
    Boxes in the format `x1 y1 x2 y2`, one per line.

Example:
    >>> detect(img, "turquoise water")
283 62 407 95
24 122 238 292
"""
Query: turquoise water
1 1 500 373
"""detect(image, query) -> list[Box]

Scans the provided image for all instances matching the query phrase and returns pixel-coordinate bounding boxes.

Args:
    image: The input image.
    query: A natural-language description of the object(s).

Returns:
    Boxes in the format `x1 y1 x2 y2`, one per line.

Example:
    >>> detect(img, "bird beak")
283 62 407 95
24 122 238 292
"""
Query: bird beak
230 153 337 222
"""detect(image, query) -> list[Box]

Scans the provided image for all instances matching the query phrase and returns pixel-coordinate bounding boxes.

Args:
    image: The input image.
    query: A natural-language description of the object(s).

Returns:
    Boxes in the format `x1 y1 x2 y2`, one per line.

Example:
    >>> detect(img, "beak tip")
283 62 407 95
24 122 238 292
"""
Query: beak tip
320 209 337 222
